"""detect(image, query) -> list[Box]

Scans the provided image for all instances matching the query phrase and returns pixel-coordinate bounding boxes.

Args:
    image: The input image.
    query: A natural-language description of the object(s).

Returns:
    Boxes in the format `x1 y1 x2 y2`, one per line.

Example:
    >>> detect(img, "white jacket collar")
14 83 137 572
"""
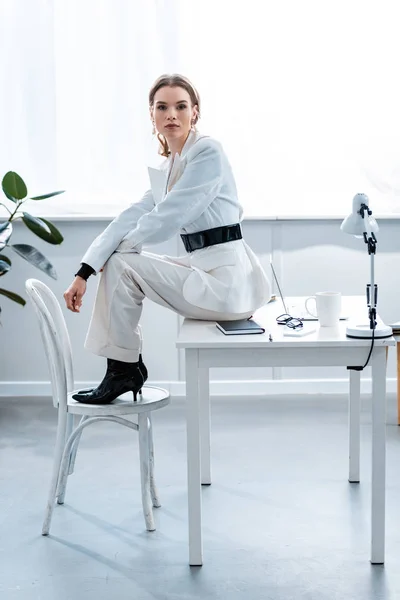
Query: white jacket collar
159 129 207 171
179 129 207 159
148 130 209 198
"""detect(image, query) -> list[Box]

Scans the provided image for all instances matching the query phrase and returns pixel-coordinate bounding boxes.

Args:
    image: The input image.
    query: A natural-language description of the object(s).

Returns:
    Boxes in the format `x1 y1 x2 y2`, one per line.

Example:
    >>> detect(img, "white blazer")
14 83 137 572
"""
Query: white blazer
81 130 271 313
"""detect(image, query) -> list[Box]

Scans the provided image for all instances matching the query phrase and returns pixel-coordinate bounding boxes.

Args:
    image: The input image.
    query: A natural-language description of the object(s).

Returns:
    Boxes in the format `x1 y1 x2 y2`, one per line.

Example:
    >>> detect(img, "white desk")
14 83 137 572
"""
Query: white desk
176 296 395 566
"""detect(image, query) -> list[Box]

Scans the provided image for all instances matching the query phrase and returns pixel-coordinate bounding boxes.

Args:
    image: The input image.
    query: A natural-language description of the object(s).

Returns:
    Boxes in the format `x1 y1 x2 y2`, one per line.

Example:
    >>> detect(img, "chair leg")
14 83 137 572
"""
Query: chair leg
65 413 75 475
56 416 86 504
148 414 161 508
42 409 68 536
54 414 75 504
65 413 74 446
138 413 155 531
68 416 88 475
57 421 90 507
56 414 83 504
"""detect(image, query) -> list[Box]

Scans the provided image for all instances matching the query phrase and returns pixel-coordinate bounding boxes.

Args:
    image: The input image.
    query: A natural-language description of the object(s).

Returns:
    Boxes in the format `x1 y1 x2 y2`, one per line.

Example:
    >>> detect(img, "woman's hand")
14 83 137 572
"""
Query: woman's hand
64 277 87 313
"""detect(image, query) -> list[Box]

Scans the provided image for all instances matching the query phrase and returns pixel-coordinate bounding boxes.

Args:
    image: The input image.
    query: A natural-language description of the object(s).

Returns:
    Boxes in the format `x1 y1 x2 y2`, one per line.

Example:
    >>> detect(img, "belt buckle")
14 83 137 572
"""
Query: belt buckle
181 234 191 253
196 233 205 250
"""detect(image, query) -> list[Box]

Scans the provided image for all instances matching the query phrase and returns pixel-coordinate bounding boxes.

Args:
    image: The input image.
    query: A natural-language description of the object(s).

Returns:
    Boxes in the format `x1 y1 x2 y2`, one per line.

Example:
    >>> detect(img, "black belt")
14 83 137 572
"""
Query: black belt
180 223 242 253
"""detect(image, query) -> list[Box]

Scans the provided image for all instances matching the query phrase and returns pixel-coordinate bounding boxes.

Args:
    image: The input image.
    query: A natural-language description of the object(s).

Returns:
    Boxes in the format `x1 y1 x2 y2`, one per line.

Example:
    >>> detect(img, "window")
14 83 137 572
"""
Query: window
178 0 400 218
1 0 399 219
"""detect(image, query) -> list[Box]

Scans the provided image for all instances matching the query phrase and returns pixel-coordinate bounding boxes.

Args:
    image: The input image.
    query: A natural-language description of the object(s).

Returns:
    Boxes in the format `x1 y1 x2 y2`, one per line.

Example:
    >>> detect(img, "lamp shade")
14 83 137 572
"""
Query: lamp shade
340 193 379 236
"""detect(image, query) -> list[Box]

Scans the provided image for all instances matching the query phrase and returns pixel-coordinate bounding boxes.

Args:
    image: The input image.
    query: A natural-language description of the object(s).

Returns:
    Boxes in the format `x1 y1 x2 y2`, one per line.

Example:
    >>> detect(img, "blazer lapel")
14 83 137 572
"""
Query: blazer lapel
148 166 167 204
166 131 209 192
180 129 208 159
148 130 209 199
167 153 182 192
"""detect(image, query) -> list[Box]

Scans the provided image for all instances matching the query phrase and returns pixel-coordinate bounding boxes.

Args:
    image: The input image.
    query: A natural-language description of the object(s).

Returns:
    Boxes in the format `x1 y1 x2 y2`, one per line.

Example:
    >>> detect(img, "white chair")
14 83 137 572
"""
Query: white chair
25 278 170 535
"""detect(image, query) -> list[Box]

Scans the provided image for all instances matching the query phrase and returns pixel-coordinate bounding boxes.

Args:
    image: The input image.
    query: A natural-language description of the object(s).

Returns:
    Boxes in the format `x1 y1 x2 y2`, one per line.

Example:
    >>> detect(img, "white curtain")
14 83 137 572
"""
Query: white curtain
1 0 400 218
0 0 58 208
0 0 182 217
179 0 400 218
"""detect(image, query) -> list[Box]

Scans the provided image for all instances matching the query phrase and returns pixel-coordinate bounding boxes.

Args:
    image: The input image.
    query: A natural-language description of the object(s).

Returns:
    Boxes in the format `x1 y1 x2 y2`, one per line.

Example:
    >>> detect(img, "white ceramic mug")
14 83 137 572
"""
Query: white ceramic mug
305 292 342 327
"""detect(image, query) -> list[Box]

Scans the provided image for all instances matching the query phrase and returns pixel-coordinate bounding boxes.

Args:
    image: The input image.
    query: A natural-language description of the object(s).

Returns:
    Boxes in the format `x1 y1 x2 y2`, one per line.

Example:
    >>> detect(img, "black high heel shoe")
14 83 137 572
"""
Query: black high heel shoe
72 357 148 405
74 354 148 399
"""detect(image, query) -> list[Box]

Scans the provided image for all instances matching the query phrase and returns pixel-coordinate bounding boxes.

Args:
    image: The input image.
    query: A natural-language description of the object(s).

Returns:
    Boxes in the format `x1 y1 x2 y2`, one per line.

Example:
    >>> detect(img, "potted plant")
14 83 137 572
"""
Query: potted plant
0 171 64 310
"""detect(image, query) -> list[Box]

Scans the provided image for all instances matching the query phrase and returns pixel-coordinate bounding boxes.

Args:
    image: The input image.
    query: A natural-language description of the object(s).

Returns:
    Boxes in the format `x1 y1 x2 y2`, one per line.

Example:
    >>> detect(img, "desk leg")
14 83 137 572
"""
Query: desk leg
199 367 211 485
348 369 361 483
185 349 203 566
371 348 387 565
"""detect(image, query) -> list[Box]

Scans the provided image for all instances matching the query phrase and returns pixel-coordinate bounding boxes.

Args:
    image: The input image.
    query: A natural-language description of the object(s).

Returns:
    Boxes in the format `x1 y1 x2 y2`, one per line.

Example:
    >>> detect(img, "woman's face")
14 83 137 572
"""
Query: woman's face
151 86 198 142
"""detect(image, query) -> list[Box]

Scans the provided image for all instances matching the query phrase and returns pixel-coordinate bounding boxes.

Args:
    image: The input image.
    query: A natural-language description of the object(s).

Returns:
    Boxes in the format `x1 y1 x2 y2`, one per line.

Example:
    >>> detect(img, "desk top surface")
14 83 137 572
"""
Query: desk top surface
176 296 396 349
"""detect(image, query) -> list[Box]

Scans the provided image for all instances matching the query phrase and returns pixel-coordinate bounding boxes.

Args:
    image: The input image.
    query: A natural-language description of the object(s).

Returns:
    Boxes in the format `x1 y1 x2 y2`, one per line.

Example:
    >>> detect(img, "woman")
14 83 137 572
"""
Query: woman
64 73 271 404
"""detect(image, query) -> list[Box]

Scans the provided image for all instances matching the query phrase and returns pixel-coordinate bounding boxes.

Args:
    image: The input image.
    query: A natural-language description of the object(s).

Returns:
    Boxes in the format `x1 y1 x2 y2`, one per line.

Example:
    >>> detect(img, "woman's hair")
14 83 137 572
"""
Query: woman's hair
149 73 201 157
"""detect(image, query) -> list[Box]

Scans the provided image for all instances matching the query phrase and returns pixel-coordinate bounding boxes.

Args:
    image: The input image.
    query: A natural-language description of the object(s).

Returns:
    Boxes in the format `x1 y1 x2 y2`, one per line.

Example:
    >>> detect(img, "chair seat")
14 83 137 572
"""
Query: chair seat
67 385 170 416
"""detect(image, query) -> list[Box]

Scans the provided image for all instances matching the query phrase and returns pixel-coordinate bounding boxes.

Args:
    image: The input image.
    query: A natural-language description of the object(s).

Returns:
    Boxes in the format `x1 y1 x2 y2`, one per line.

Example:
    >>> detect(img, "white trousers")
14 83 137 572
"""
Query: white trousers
85 249 257 362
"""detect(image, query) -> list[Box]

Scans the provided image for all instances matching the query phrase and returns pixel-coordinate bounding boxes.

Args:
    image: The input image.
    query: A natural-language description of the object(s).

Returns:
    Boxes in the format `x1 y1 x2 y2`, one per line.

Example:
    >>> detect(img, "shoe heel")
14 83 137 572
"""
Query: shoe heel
133 388 142 402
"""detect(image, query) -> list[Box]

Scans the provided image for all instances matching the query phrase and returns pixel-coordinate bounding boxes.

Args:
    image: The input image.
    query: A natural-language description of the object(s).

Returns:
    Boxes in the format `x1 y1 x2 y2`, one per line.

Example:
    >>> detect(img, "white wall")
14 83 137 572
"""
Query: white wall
1 218 399 396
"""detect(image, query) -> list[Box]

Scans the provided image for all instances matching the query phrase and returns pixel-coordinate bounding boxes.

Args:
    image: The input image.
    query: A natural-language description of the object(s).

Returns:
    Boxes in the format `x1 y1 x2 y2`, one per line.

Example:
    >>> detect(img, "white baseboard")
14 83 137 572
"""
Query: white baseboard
0 378 397 398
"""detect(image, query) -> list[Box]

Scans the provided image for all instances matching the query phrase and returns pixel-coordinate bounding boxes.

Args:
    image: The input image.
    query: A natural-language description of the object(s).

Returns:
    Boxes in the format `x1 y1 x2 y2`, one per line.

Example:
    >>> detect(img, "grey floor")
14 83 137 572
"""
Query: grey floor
1 395 400 600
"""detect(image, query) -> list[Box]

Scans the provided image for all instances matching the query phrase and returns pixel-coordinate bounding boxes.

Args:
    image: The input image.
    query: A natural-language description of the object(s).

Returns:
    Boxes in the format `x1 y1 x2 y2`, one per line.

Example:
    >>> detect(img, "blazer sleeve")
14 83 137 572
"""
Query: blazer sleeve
123 139 223 249
80 189 155 273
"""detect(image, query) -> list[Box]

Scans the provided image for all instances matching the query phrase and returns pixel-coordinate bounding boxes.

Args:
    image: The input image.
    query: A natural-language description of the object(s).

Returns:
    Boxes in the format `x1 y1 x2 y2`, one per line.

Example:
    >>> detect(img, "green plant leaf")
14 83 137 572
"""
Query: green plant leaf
0 288 26 306
2 190 17 203
22 212 63 245
0 254 11 266
30 190 65 200
22 213 63 245
0 222 13 250
10 244 57 279
22 213 51 232
2 172 27 201
39 218 63 244
0 260 11 276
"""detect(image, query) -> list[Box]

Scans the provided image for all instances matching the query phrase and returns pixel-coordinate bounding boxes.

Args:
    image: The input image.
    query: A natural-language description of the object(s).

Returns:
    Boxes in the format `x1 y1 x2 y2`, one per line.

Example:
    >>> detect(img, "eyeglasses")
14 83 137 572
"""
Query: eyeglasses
276 313 304 329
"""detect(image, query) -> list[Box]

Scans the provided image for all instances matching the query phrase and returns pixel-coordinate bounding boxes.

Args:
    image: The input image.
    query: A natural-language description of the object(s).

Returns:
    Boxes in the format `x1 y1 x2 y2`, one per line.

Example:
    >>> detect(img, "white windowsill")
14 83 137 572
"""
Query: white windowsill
17 213 400 222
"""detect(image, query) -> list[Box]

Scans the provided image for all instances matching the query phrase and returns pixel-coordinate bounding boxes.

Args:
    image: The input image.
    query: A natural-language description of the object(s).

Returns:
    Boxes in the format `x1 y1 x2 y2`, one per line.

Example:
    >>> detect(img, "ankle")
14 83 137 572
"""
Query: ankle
107 358 139 372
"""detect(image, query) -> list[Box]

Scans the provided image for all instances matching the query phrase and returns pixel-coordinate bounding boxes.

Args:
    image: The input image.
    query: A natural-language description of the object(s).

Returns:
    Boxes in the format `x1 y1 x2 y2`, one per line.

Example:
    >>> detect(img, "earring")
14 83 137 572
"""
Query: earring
152 122 156 135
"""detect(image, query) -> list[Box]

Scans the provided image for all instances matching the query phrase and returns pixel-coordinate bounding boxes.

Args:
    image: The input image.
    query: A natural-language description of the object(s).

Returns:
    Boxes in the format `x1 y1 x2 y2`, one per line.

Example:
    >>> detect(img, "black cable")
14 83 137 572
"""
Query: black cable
361 324 375 369
348 312 376 372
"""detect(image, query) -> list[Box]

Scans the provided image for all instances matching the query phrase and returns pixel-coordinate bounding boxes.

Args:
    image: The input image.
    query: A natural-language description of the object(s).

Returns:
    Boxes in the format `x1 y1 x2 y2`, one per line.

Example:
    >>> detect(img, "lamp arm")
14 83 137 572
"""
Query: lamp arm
360 203 377 254
359 204 377 329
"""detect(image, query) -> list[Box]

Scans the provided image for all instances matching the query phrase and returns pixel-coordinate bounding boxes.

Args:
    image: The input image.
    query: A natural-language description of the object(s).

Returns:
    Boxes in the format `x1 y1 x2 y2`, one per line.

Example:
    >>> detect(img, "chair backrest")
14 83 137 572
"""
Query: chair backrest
25 279 74 408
